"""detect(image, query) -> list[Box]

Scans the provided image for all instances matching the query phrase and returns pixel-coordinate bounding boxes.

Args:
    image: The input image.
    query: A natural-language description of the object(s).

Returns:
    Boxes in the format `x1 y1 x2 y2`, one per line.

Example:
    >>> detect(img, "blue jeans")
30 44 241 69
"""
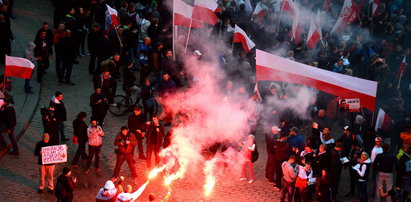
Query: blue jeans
281 179 295 202
58 122 65 143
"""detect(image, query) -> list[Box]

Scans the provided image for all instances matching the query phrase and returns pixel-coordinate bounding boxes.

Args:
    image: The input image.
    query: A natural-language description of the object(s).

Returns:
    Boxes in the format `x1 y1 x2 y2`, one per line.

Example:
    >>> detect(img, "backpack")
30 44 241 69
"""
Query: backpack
251 143 259 163
55 178 67 198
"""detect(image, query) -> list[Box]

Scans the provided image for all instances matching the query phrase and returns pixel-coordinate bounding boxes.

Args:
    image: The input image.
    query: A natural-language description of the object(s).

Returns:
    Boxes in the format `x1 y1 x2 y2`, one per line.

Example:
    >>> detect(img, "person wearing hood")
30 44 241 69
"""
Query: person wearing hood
23 42 36 94
96 177 124 202
55 167 76 201
49 91 69 142
116 182 148 202
352 152 371 202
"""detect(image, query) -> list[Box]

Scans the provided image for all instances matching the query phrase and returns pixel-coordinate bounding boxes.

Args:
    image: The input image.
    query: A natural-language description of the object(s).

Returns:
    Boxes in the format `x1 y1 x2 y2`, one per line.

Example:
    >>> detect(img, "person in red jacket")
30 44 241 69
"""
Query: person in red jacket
112 126 138 184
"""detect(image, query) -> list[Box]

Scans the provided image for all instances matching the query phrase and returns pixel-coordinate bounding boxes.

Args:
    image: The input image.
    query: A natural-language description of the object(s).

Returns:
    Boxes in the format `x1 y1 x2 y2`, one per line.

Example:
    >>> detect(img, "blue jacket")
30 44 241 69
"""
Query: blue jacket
287 134 305 151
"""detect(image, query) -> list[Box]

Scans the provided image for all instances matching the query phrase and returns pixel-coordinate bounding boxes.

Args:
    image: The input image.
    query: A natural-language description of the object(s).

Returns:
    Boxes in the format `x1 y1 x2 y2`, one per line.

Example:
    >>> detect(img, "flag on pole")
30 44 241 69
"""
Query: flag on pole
244 0 253 15
5 55 35 79
253 2 267 18
315 9 323 40
396 56 408 78
174 0 204 28
233 25 256 53
371 0 381 16
330 0 360 33
276 0 297 16
106 4 119 28
192 0 218 25
254 82 262 103
375 108 391 131
256 49 378 111
290 7 302 45
306 20 321 49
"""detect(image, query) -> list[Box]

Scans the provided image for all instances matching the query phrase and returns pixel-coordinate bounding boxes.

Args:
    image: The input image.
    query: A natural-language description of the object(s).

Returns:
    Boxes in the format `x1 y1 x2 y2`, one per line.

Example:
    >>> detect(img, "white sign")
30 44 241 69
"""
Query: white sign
339 98 360 112
42 144 67 164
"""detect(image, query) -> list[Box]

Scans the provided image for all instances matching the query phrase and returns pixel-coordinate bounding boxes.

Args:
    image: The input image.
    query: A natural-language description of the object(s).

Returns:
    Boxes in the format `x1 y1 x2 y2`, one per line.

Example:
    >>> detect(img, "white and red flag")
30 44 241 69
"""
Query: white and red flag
106 4 119 28
254 82 262 103
192 0 218 25
5 55 35 79
306 20 321 49
174 0 204 28
276 0 297 17
233 25 256 53
396 56 408 78
253 2 267 18
289 7 302 45
244 0 253 15
371 0 381 16
256 49 378 111
330 0 360 33
375 108 391 131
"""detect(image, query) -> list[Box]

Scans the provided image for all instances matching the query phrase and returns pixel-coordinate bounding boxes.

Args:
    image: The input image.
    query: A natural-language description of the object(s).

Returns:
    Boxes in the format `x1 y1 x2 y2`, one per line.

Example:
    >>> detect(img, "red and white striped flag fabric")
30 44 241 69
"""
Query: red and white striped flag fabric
276 0 297 17
306 20 321 49
192 0 218 25
174 0 204 28
290 7 302 45
330 0 360 33
396 56 408 78
375 108 391 131
372 0 381 16
5 55 35 79
256 49 378 111
233 25 256 53
253 2 267 18
254 82 262 103
106 4 119 28
315 9 323 40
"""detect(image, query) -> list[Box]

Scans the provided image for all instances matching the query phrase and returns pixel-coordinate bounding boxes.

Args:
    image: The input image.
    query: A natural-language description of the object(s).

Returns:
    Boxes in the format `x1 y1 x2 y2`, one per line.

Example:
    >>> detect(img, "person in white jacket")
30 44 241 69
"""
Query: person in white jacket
352 152 371 202
116 182 148 202
85 119 104 173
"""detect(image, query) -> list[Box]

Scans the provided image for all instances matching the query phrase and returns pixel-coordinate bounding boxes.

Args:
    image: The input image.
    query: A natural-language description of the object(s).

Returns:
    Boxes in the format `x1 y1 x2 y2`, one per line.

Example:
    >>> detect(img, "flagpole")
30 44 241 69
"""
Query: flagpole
114 26 123 49
184 0 196 55
3 55 6 93
172 0 176 60
397 73 403 89
276 0 285 34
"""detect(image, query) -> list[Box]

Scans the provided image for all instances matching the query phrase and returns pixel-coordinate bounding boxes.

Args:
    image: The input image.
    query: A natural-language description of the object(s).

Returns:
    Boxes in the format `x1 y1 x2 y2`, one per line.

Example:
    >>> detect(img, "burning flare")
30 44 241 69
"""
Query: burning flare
203 159 217 197
148 165 167 179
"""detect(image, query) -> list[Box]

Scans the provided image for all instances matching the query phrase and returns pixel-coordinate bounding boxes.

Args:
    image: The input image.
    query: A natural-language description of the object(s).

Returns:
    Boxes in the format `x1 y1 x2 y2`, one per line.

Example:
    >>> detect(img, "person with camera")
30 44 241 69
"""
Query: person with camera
42 106 59 145
128 106 147 160
84 119 104 173
112 126 138 185
55 167 77 202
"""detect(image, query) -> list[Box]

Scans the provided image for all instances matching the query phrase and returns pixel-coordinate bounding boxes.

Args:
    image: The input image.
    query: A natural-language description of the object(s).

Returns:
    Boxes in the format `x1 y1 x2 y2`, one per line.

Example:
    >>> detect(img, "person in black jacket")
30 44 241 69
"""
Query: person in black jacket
35 22 54 56
89 87 108 126
59 30 77 86
123 61 137 96
146 116 164 169
49 91 69 142
94 30 112 79
273 133 292 189
398 146 411 189
128 106 147 160
0 98 19 155
71 112 88 167
307 122 321 150
314 144 329 177
34 30 51 83
0 13 13 65
34 133 55 194
94 70 117 105
374 143 399 201
141 79 155 121
55 167 76 202
265 126 280 184
88 24 102 75
329 143 343 201
43 106 60 145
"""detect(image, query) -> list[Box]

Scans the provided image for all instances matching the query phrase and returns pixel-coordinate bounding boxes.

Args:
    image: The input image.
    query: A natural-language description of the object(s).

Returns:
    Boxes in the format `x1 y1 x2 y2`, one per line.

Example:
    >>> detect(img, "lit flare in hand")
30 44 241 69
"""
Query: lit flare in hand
148 165 166 179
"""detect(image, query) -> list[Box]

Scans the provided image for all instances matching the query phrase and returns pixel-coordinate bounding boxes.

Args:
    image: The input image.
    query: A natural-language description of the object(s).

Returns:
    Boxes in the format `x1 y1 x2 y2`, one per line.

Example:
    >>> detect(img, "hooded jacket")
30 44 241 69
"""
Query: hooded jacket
49 96 67 122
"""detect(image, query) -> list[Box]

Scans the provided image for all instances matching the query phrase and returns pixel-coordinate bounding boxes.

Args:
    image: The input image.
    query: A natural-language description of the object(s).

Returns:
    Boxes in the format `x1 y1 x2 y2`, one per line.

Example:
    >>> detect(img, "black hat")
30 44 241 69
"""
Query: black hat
290 127 299 132
121 126 128 131
63 167 71 175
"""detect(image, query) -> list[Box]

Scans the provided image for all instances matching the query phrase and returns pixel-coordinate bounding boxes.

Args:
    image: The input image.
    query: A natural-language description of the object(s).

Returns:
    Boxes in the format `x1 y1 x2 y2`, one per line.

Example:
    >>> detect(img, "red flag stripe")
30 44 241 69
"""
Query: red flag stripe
174 13 204 28
192 3 218 25
5 65 33 79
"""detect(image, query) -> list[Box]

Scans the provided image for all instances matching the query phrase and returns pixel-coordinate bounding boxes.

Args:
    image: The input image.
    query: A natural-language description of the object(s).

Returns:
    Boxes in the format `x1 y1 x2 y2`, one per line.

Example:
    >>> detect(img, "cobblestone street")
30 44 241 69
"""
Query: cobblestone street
0 0 281 201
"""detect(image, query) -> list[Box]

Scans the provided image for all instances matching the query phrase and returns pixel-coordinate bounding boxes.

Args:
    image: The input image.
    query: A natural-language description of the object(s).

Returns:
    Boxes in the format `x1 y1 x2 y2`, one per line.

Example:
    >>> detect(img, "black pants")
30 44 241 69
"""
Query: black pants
113 153 137 179
71 141 87 165
137 137 145 157
37 58 49 82
266 154 276 182
89 53 97 74
86 145 101 169
330 169 342 201
61 59 74 82
349 167 357 195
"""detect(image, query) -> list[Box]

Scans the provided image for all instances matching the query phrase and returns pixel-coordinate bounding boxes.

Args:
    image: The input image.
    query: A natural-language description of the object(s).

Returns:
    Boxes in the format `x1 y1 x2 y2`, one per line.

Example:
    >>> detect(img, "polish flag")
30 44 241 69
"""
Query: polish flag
371 0 381 16
315 9 323 41
290 9 302 45
174 0 204 28
233 25 256 53
396 56 408 78
306 20 321 49
330 0 360 33
254 82 263 103
253 2 267 18
192 0 218 25
276 0 297 17
244 0 253 15
106 4 119 28
5 55 35 79
256 49 378 111
375 108 391 132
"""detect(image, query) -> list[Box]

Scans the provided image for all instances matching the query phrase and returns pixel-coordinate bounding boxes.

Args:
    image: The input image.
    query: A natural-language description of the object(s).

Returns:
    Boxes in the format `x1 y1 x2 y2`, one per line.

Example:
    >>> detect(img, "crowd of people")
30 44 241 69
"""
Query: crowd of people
1 0 411 201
